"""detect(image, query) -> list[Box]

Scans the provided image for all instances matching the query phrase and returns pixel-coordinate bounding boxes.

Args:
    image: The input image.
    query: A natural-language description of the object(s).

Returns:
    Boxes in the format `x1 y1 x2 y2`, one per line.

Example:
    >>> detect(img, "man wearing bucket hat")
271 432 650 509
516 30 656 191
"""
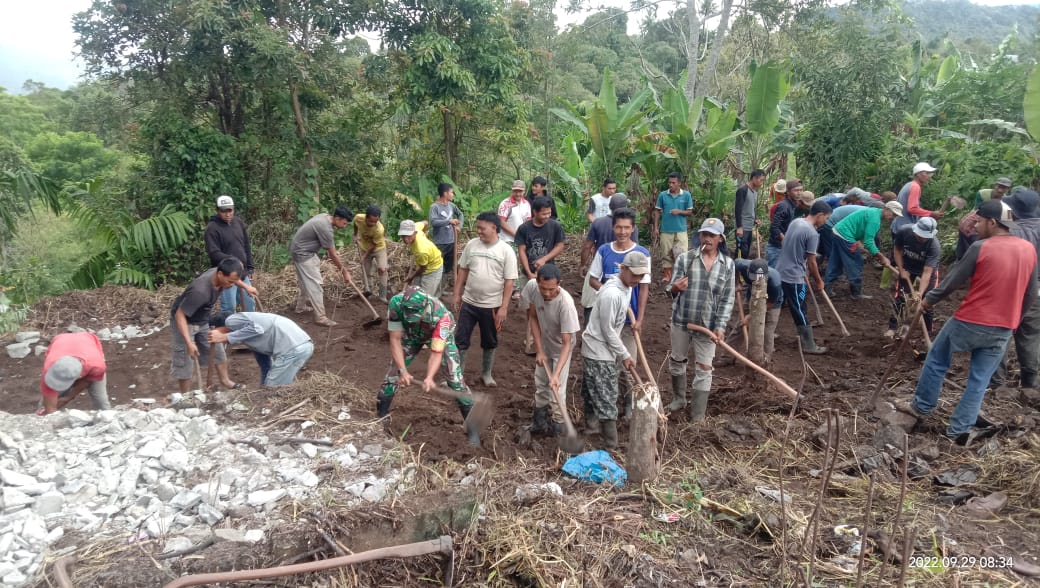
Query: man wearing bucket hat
897 199 1038 445
581 251 645 449
666 218 735 421
377 285 481 446
38 332 110 415
824 202 901 299
992 188 1040 388
892 162 944 235
886 217 941 338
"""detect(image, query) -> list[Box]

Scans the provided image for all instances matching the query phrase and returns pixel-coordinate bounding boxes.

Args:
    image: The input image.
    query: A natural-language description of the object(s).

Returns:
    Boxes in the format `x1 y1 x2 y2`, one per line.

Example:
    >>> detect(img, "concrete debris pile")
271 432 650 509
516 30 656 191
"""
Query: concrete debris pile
5 324 167 360
0 405 408 586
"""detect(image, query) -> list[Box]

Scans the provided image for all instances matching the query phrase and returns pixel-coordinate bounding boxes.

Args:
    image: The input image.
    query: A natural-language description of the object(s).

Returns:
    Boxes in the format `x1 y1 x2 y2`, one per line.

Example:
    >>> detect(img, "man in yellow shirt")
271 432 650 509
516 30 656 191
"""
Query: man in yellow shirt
399 220 445 296
353 206 390 303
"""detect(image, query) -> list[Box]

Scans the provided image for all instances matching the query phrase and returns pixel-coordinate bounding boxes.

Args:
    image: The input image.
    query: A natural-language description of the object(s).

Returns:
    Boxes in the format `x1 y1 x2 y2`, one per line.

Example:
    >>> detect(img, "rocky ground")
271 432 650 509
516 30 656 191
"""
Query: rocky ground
1 242 1039 586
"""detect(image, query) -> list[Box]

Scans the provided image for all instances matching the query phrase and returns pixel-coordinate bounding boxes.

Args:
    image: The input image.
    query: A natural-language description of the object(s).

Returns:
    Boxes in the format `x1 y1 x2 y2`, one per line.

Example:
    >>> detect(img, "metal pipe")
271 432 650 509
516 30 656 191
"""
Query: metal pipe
160 535 453 588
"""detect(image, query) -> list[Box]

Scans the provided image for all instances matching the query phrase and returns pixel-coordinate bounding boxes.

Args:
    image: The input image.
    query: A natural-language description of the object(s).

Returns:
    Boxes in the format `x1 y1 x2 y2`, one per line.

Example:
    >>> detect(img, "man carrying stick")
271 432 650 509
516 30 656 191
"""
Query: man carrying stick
353 206 390 303
886 217 940 339
666 218 735 421
777 201 831 354
897 200 1037 445
581 251 645 448
520 264 580 437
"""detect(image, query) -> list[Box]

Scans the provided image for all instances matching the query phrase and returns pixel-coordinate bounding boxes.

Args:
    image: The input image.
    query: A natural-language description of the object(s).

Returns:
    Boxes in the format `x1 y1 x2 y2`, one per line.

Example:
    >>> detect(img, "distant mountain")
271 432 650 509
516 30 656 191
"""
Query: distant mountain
900 0 1039 46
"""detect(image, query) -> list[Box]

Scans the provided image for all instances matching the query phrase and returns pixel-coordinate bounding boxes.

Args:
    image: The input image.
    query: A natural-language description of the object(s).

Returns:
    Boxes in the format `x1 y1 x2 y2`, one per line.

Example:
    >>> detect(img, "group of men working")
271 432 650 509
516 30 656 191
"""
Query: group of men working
37 166 1040 451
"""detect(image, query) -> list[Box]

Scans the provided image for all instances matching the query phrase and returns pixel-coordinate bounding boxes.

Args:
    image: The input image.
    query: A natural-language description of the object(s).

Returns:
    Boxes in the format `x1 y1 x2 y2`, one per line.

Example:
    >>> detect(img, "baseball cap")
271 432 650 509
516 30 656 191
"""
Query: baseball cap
996 177 1013 187
511 180 526 191
912 162 936 175
216 195 234 209
978 199 1016 229
698 218 725 235
912 217 938 239
607 193 630 212
796 190 814 206
786 179 803 191
398 220 417 236
846 187 870 200
774 179 787 194
884 201 904 216
1004 189 1040 220
619 250 651 275
45 357 84 392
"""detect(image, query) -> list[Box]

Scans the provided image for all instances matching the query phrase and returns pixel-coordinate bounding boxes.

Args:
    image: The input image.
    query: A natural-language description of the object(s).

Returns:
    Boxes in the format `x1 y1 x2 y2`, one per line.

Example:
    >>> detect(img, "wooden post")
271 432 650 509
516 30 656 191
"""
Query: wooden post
626 310 663 484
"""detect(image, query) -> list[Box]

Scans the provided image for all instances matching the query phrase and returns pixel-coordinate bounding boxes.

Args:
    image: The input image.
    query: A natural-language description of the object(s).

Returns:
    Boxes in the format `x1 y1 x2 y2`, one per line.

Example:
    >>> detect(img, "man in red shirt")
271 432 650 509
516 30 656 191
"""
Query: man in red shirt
38 332 110 415
898 200 1038 445
892 162 945 235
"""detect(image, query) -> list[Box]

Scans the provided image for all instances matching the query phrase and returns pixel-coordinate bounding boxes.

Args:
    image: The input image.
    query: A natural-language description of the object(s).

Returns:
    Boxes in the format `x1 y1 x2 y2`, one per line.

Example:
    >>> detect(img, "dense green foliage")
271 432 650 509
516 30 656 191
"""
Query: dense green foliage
0 0 1038 329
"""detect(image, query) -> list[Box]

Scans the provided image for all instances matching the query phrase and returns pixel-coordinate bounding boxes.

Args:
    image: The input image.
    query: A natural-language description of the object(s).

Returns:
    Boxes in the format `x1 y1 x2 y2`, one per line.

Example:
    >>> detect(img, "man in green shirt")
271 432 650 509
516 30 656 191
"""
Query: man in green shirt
824 202 901 299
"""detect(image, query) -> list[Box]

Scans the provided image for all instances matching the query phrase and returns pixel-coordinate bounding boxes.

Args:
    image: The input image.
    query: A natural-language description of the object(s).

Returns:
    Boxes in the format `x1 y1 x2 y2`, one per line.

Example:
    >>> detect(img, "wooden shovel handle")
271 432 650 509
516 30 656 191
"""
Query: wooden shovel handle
345 273 381 319
626 310 657 388
686 323 798 400
540 358 578 437
817 288 850 337
866 304 925 407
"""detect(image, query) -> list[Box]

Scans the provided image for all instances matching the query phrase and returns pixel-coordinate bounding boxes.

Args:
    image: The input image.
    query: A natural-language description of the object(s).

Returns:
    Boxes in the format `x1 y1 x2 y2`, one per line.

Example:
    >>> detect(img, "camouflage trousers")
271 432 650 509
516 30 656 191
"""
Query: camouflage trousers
581 357 619 421
379 337 473 406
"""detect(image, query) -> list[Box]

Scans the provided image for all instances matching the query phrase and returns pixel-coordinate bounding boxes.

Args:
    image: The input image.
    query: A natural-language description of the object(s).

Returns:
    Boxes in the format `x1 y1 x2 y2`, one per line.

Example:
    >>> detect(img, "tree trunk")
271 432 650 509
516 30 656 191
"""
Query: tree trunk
442 108 456 182
697 0 733 98
627 382 663 483
290 80 320 204
746 270 768 390
684 0 701 101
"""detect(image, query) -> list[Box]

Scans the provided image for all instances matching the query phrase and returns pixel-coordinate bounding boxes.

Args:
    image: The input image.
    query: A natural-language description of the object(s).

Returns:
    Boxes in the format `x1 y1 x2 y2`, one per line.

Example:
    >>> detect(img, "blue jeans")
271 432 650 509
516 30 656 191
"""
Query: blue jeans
765 245 782 269
824 234 863 288
220 276 256 314
912 318 1011 436
263 341 315 386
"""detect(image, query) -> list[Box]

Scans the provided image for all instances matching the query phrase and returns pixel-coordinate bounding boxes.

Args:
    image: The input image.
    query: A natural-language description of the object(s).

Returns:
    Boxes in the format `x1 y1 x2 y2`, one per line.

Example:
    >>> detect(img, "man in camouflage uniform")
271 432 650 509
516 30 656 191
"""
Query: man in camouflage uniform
376 286 480 446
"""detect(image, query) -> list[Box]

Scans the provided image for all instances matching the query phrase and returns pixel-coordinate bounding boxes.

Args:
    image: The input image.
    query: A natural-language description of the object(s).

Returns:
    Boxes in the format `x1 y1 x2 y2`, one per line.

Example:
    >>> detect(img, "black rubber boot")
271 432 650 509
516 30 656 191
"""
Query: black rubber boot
531 405 550 435
850 283 872 300
601 419 618 449
459 404 481 446
1021 370 1038 389
689 389 710 422
376 395 394 418
796 325 828 355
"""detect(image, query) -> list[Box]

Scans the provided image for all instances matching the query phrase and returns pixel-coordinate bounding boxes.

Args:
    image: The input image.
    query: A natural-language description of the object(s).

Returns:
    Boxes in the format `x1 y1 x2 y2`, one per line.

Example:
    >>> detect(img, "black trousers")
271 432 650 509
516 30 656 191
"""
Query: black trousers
436 242 455 274
454 303 499 350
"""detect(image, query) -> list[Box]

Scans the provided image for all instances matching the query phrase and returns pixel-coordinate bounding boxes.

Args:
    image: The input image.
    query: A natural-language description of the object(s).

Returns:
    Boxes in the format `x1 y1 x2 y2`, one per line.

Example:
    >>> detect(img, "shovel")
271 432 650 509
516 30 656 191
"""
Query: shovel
345 273 383 329
356 244 372 297
818 287 850 337
541 358 583 454
434 386 494 434
192 356 205 393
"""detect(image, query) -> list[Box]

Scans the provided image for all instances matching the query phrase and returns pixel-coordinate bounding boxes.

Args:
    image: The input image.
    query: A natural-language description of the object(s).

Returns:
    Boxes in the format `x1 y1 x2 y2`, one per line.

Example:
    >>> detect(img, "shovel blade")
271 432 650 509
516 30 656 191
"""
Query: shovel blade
557 433 584 454
362 317 383 329
463 397 494 432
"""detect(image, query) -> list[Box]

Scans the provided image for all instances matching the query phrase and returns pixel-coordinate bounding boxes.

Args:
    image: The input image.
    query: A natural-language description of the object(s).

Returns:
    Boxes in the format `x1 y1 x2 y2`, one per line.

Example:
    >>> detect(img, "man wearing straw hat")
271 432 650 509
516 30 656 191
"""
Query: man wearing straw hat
666 218 735 421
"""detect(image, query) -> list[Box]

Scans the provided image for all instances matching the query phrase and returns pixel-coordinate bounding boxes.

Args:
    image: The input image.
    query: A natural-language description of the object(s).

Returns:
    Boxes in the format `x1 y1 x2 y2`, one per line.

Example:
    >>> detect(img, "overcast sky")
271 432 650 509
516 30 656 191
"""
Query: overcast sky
0 0 1034 93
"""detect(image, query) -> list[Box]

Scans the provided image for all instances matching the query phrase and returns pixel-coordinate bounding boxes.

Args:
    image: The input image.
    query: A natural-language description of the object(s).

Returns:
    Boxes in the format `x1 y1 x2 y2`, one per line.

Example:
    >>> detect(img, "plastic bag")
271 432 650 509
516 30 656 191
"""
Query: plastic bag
562 450 627 486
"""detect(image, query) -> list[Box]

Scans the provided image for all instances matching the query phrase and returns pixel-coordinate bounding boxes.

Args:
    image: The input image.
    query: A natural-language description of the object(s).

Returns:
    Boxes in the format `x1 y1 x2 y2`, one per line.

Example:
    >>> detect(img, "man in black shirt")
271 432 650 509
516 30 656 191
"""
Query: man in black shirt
516 197 566 354
887 217 940 338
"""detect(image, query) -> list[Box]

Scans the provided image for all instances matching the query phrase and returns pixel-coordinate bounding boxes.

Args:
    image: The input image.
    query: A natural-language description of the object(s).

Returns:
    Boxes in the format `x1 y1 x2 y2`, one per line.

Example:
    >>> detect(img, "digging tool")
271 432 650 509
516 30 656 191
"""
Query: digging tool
540 358 583 454
627 310 658 388
734 279 750 353
754 228 762 259
433 386 493 434
906 283 931 349
806 278 824 326
356 244 372 297
453 227 460 286
345 273 383 328
866 303 926 409
192 356 205 392
686 323 799 400
818 287 850 337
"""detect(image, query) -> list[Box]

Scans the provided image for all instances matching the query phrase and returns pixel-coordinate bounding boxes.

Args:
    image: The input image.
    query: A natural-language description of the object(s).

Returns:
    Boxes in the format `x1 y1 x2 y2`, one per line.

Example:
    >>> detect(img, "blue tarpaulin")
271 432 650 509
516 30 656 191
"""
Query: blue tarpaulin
562 450 627 486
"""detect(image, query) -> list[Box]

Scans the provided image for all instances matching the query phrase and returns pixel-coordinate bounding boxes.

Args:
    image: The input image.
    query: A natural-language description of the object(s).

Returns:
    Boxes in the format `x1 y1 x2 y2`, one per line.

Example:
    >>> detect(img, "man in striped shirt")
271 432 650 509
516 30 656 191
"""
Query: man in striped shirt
666 217 735 421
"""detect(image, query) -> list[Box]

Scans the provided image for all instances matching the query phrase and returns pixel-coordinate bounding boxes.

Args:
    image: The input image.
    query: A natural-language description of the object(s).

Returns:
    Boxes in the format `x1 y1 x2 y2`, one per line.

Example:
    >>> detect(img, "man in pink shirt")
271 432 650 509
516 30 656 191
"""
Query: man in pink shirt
38 332 110 415
892 162 945 235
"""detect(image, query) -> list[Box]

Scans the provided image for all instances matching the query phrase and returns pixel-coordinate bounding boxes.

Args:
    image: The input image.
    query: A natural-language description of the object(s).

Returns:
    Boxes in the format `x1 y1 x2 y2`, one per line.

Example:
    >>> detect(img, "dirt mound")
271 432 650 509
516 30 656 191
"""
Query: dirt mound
22 284 180 334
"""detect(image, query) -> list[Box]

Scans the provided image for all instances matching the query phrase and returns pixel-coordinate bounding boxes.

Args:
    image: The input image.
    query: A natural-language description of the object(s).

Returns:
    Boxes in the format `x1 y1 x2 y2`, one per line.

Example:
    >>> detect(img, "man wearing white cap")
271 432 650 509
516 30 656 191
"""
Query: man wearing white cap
205 195 256 314
399 219 445 296
824 202 901 299
581 250 644 449
38 332 110 415
892 162 944 235
886 216 941 338
666 218 735 421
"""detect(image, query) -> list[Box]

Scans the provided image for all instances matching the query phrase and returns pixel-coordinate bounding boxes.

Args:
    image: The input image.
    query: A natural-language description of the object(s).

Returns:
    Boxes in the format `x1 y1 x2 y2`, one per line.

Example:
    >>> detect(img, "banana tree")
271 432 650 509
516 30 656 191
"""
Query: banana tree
740 60 796 176
550 68 653 181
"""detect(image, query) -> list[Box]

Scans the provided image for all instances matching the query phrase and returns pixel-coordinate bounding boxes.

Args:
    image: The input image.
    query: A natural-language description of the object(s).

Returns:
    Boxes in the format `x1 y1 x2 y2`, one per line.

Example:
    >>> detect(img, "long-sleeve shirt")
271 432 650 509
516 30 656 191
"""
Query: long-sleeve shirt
734 184 757 232
582 275 632 362
429 202 463 245
669 247 735 332
834 207 883 255
204 215 254 273
926 234 1038 329
768 198 802 248
225 312 312 356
